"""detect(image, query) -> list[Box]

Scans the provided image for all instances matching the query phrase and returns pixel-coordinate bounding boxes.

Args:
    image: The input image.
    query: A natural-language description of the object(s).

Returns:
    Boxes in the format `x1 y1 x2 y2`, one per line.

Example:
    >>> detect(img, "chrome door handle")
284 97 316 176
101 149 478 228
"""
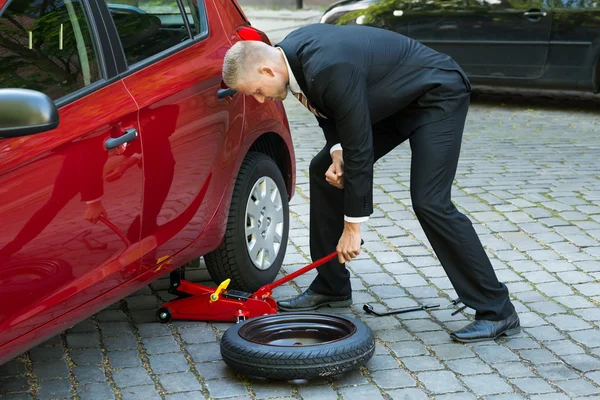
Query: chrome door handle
523 10 547 17
105 128 138 150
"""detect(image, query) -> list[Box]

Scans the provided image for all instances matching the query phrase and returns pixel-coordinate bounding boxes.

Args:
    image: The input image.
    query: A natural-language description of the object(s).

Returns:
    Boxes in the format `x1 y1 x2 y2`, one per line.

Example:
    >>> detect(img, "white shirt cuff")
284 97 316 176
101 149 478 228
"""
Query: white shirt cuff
344 215 369 223
330 143 342 154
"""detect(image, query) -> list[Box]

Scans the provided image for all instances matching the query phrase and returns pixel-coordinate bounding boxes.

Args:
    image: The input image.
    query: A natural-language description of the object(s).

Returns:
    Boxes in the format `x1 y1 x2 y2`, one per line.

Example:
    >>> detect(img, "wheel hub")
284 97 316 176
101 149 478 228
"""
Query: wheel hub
245 176 284 271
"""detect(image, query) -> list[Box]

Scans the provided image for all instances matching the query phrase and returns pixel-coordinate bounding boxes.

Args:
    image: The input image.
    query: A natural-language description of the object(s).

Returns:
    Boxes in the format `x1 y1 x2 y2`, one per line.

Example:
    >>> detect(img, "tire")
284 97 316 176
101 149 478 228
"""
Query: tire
205 152 289 292
220 313 376 380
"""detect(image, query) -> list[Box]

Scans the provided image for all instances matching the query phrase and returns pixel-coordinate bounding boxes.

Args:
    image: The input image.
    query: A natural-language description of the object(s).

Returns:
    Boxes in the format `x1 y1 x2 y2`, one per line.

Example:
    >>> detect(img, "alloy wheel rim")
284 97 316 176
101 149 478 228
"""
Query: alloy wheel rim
245 176 284 271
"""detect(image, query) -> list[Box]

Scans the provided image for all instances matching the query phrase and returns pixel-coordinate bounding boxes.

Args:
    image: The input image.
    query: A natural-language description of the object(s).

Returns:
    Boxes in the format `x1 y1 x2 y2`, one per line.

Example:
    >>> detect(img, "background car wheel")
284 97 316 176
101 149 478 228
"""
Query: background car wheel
205 152 289 292
220 313 376 380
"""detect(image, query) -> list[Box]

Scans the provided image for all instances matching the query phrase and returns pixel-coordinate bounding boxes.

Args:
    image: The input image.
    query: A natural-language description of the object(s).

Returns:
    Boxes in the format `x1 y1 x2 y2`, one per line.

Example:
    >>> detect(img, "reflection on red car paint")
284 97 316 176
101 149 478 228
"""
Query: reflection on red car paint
0 0 295 365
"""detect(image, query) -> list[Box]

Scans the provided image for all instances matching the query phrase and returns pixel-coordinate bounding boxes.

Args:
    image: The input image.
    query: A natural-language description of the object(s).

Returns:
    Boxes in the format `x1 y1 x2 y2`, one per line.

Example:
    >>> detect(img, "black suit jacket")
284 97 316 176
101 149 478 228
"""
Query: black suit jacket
277 23 472 219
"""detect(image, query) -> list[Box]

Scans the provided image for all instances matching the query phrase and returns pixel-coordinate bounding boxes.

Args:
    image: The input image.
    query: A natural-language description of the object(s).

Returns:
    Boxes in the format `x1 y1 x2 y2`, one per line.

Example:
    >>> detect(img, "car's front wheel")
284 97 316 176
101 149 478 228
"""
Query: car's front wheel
205 152 289 292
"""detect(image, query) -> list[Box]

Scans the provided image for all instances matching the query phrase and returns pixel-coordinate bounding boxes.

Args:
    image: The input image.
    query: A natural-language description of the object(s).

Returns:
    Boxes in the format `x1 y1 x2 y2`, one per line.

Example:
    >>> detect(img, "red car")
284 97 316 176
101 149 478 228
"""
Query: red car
0 0 294 365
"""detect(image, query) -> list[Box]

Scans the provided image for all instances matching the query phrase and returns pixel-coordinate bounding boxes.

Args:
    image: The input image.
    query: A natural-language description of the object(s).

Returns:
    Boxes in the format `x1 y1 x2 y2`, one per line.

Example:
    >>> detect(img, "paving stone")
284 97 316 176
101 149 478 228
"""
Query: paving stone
446 358 492 375
331 369 369 386
29 346 65 362
415 331 454 345
388 341 428 357
400 356 444 372
37 379 71 400
505 338 541 350
370 285 408 299
402 319 441 333
529 395 570 400
554 295 596 309
492 362 536 378
112 367 153 388
431 344 476 360
148 353 189 374
142 336 180 355
73 365 106 384
569 329 600 348
473 345 519 364
536 282 574 297
510 377 555 394
339 385 384 399
525 326 565 341
296 384 338 400
77 382 115 400
587 371 600 385
194 361 233 380
365 355 399 371
415 371 464 394
547 315 593 331
0 377 30 395
434 394 477 400
165 392 207 400
135 323 172 338
575 308 600 321
375 329 414 343
562 354 600 372
66 332 101 348
104 335 138 351
387 388 430 400
527 301 567 316
252 382 294 399
518 349 560 364
206 378 248 398
107 350 142 369
0 360 27 377
536 364 580 381
461 374 513 396
158 372 202 393
485 395 527 400
32 359 70 381
555 378 600 397
96 310 129 322
121 385 161 400
99 322 134 337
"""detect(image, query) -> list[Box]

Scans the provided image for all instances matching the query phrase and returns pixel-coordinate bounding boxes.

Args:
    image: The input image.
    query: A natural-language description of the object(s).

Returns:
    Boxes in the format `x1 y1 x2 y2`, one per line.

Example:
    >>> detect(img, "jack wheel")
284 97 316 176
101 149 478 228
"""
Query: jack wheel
156 307 172 323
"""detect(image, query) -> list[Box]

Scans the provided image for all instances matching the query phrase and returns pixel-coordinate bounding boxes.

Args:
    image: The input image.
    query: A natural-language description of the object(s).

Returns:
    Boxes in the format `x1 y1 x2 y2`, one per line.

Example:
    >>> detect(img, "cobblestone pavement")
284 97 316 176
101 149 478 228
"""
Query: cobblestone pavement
2 91 600 400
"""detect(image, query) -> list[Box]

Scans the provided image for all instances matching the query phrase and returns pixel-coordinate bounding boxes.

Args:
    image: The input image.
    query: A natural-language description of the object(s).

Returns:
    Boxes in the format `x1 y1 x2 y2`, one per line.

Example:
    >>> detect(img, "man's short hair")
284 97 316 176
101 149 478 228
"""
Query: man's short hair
222 41 265 89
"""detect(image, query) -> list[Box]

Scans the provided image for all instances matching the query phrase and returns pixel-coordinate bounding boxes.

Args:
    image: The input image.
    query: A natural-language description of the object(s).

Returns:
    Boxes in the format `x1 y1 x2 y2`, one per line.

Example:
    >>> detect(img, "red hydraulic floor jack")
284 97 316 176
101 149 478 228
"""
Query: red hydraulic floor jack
156 251 340 323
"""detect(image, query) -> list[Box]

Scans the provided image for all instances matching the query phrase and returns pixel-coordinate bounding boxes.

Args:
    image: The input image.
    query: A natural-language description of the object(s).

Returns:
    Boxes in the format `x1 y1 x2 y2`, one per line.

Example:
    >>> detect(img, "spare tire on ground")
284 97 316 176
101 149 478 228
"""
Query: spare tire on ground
220 312 375 380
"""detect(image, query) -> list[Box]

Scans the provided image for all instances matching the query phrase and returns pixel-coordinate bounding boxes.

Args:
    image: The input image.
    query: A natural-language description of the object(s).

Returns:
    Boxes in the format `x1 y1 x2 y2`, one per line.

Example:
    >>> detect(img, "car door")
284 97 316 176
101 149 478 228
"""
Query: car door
547 0 600 89
447 0 553 78
98 0 244 267
0 0 144 347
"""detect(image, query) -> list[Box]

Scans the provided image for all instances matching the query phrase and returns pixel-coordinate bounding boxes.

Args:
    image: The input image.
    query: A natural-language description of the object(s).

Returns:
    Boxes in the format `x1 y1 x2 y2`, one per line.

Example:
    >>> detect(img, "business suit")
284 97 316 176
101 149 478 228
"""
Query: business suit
277 23 515 321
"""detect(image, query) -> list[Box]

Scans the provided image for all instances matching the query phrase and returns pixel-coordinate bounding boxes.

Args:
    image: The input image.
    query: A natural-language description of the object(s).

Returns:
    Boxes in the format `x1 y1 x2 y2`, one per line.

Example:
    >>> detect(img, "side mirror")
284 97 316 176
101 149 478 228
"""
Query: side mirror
0 89 59 139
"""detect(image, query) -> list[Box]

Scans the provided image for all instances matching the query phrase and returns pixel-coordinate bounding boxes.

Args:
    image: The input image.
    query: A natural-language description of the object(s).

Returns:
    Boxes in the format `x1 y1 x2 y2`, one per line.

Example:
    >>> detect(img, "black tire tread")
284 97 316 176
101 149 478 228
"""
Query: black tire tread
205 152 285 291
220 320 376 380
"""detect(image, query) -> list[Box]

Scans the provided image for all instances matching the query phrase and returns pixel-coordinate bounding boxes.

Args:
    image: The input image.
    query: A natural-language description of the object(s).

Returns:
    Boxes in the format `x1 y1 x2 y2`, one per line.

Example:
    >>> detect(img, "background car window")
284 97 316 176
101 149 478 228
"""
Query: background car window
0 0 100 101
180 0 203 36
105 0 191 65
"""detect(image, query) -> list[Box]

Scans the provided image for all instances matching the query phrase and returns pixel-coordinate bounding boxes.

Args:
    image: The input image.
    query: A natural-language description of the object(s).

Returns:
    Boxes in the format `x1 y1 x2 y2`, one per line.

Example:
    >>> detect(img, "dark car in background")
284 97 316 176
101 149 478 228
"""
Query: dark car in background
321 0 600 92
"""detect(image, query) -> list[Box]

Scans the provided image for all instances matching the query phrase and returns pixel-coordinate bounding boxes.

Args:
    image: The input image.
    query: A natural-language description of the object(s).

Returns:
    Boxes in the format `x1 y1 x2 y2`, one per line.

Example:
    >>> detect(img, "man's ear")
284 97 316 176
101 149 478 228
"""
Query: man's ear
259 66 275 78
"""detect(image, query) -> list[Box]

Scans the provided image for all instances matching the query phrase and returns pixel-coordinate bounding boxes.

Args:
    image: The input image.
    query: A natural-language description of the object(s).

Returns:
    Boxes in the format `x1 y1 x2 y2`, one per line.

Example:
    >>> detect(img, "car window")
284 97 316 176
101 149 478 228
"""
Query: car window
180 0 205 36
0 0 101 101
105 0 191 65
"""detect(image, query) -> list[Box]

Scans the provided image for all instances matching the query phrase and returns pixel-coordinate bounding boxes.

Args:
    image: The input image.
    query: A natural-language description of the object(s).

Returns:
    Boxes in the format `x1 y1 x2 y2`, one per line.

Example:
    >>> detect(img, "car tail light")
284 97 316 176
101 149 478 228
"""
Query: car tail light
236 26 271 45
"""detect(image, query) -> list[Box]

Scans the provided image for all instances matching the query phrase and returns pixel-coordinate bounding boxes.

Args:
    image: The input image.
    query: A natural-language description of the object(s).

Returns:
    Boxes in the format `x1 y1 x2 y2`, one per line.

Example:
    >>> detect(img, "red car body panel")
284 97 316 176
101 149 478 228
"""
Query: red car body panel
0 0 295 365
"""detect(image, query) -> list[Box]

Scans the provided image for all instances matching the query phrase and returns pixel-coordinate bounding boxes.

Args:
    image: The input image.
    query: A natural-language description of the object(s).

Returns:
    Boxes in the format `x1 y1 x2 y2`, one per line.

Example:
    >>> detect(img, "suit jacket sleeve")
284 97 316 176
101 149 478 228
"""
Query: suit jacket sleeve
316 116 339 150
314 63 374 218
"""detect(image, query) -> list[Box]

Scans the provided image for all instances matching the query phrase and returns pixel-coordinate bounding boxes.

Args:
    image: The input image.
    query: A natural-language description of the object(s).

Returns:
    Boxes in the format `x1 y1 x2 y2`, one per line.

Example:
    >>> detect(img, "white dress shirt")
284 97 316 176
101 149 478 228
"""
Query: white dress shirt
278 47 369 224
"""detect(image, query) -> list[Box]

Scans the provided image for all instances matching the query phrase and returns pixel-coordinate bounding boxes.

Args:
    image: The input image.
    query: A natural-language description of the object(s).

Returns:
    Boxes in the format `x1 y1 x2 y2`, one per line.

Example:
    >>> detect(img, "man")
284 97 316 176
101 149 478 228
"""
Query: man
222 23 520 342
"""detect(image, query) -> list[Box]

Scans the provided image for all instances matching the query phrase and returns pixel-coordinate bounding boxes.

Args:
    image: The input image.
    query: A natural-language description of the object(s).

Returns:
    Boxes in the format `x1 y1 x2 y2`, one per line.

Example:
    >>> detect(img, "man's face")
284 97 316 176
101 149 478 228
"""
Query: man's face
238 67 288 103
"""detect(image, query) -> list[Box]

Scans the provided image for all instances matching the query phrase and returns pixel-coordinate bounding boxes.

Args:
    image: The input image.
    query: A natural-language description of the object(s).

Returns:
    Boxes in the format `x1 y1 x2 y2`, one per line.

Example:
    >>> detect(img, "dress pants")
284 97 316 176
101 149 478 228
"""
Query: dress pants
308 92 515 321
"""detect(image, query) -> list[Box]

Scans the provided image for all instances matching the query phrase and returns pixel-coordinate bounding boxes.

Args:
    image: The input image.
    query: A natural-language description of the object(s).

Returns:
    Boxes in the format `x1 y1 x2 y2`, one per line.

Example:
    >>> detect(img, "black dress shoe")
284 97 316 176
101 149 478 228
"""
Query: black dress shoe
277 289 352 312
450 311 521 343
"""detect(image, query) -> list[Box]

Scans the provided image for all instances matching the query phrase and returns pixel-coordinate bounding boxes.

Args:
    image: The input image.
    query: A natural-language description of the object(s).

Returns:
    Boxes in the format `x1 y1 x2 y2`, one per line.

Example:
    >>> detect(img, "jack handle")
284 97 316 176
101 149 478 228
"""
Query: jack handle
252 240 364 300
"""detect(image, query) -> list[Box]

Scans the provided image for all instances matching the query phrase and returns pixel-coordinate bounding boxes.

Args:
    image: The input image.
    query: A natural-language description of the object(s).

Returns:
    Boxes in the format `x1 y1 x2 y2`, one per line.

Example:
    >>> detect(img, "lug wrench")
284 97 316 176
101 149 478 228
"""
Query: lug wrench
363 303 440 316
